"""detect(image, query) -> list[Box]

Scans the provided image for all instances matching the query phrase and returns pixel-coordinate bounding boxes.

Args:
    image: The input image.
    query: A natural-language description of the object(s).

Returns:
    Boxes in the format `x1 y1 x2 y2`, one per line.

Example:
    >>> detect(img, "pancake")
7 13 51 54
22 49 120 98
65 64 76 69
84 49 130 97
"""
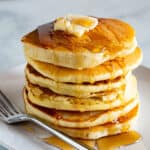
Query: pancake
26 47 142 83
25 75 137 111
22 18 136 69
25 64 126 99
24 89 138 128
24 89 139 139
26 78 125 101
53 105 139 139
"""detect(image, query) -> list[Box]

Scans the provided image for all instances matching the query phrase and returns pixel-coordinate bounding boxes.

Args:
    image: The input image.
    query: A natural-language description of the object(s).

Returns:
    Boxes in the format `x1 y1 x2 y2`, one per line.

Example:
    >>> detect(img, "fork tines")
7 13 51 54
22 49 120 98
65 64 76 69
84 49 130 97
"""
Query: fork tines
0 90 20 117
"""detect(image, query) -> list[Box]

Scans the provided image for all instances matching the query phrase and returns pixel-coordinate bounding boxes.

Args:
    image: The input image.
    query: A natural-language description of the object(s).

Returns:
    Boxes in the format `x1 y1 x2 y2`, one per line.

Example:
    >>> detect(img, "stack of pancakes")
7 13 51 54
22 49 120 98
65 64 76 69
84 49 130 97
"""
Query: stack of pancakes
22 16 142 140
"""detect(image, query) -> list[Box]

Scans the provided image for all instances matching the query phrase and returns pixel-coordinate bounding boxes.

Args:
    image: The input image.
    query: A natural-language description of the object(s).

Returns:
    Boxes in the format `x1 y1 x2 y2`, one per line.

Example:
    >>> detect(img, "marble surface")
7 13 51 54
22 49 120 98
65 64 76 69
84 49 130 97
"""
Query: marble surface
0 0 150 71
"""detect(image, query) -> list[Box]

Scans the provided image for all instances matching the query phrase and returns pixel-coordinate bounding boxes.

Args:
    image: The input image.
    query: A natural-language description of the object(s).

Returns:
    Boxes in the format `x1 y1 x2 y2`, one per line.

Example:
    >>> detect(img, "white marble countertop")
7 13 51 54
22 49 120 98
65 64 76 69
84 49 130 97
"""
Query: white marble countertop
0 0 150 71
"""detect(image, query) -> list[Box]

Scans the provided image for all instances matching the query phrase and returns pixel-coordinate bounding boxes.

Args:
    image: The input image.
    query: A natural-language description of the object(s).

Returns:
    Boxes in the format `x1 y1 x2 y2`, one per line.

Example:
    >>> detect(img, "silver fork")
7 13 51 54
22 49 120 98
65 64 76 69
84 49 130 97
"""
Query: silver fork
0 89 95 150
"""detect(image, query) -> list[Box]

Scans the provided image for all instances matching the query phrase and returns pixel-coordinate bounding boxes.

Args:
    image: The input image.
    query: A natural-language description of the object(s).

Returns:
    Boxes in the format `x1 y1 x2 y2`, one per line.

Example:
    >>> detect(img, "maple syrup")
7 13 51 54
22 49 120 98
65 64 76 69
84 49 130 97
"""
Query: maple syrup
71 18 95 28
97 131 141 150
43 131 141 150
43 136 75 150
43 136 96 150
36 17 131 54
76 139 95 148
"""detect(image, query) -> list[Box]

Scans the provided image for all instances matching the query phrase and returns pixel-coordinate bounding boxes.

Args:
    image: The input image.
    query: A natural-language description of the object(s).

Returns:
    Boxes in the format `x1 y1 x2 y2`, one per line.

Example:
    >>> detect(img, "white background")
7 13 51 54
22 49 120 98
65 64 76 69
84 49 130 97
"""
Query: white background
0 0 150 70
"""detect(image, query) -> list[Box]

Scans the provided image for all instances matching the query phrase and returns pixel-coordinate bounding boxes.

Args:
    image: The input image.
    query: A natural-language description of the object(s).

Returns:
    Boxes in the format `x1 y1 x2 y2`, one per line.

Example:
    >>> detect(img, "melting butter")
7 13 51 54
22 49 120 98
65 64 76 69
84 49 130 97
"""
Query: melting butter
54 15 98 37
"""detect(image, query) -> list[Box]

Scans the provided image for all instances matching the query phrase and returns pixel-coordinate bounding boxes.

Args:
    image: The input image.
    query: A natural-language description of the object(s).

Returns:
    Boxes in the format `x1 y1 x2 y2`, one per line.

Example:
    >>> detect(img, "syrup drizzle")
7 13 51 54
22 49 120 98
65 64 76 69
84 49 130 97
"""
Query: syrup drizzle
38 23 54 48
36 18 132 53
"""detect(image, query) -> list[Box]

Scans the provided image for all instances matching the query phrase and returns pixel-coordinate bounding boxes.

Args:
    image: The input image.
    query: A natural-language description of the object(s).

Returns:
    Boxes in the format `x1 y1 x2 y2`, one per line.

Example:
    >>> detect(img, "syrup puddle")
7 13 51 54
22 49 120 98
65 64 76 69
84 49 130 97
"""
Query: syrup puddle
97 131 141 150
43 136 75 150
42 131 141 150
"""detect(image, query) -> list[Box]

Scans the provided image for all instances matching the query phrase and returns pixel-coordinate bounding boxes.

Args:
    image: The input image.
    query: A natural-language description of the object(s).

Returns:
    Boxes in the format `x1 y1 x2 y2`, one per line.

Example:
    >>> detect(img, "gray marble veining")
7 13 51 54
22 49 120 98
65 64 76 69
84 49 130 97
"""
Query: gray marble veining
0 0 149 70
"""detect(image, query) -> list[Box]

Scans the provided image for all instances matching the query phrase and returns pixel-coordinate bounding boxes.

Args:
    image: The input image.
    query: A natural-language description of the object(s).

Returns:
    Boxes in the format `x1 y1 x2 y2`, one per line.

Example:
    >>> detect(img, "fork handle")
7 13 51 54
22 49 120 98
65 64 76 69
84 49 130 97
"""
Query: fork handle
27 116 95 150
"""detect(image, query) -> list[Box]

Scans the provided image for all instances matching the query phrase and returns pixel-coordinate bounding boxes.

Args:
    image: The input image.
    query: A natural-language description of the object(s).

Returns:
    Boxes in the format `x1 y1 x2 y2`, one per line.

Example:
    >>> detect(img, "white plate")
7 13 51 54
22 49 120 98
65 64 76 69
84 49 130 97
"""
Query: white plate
0 65 149 150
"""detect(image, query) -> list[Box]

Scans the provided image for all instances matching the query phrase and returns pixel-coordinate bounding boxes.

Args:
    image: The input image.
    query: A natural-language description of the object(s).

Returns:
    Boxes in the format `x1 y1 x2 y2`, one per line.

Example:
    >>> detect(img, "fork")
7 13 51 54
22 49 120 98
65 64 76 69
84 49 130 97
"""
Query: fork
0 89 95 150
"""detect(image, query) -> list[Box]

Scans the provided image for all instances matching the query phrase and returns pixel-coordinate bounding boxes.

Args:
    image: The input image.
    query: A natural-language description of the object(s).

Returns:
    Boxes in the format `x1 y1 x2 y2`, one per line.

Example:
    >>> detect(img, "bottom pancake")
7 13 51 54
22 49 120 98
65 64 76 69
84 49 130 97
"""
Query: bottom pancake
24 89 139 139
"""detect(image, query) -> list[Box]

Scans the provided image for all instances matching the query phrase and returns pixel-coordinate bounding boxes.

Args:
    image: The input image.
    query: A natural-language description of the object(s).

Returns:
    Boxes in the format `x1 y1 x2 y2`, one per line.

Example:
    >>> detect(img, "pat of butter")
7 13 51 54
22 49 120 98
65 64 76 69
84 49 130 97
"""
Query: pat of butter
54 15 98 37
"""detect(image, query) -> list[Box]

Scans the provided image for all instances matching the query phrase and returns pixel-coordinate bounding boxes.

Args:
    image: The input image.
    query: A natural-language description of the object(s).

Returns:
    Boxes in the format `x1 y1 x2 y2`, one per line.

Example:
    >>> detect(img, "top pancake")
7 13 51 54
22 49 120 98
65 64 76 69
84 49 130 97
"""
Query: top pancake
22 18 136 69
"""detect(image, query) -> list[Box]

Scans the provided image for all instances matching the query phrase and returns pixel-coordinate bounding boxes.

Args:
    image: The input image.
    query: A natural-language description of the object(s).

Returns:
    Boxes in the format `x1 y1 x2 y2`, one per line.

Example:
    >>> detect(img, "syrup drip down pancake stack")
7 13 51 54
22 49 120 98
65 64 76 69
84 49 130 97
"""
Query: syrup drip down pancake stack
22 15 142 140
